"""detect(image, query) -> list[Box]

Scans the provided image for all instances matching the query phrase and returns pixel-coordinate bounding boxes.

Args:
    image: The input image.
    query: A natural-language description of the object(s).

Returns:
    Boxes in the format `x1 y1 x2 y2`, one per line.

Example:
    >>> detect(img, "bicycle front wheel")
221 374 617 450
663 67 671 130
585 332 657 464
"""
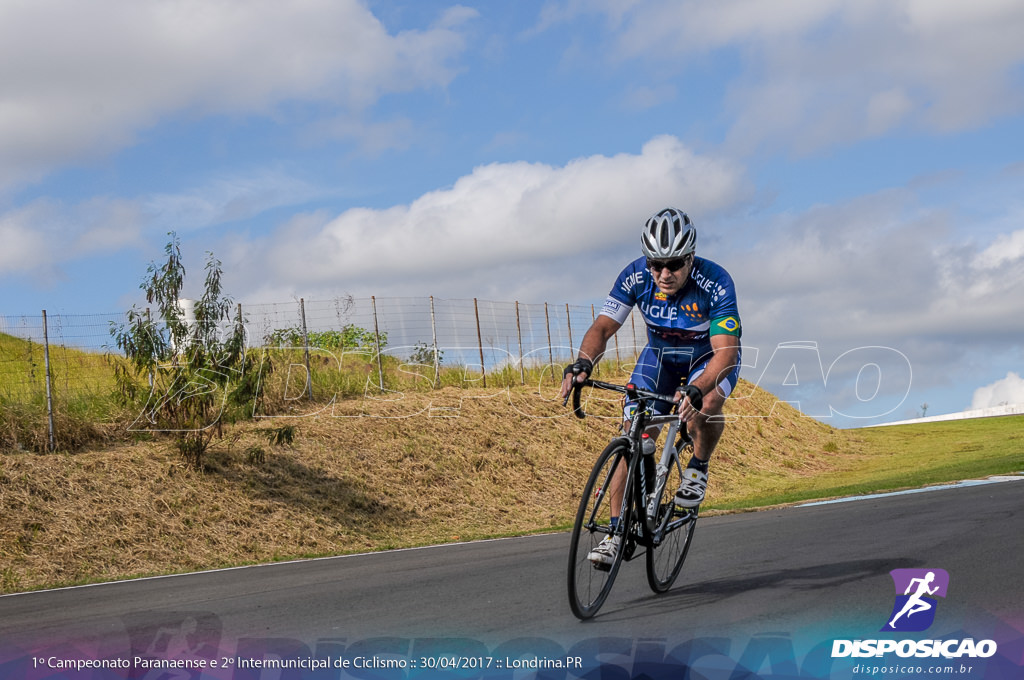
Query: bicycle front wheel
645 453 698 593
567 439 634 619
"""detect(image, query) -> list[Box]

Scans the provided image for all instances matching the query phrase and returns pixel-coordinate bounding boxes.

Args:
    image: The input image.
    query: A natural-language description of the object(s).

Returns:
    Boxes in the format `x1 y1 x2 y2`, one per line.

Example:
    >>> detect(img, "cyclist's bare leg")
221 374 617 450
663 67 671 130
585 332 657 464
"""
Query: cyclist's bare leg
605 420 633 518
690 388 726 462
605 421 663 516
608 456 626 518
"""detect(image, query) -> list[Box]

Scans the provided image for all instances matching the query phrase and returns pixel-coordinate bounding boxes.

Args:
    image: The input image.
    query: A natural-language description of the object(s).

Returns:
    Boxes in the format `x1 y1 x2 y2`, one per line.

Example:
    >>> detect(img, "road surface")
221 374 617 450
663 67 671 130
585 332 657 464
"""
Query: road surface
2 477 1021 678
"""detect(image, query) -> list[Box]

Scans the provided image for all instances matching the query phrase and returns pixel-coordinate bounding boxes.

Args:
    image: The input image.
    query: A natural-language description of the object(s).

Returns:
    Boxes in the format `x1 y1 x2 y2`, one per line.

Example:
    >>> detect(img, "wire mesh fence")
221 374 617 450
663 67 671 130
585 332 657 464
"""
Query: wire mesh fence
238 296 646 377
1 312 128 401
1 296 646 450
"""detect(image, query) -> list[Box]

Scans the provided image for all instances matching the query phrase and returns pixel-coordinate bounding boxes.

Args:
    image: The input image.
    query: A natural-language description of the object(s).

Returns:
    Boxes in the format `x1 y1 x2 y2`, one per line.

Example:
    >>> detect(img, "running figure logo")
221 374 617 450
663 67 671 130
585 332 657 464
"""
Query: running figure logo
883 568 950 632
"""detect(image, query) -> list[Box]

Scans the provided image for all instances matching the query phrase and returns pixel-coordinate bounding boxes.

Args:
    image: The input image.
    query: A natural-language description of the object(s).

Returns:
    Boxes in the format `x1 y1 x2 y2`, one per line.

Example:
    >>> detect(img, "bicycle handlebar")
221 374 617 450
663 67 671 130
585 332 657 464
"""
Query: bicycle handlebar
564 377 694 457
563 378 680 420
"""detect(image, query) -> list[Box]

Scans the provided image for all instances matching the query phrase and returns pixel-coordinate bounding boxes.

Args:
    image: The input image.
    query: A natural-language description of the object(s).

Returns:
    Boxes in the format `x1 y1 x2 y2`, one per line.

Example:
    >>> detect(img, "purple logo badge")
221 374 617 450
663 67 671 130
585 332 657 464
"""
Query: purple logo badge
882 568 949 632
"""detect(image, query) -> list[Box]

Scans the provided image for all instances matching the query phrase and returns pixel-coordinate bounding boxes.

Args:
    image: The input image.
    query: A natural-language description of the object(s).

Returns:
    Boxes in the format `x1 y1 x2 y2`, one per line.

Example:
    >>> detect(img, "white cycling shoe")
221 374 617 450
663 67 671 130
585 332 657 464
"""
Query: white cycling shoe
587 535 621 566
674 467 707 508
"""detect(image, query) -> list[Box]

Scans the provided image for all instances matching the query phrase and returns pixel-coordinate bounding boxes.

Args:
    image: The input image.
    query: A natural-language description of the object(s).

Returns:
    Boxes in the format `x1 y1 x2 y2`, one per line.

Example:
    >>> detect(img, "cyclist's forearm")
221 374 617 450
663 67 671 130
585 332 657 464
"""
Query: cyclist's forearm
692 343 739 396
577 330 608 365
576 317 621 366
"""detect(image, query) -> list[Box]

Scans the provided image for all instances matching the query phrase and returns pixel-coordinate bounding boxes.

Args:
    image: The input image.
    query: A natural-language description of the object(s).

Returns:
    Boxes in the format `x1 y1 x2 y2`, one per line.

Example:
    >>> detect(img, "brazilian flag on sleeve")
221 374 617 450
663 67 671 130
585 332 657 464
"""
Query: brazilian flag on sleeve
710 316 741 337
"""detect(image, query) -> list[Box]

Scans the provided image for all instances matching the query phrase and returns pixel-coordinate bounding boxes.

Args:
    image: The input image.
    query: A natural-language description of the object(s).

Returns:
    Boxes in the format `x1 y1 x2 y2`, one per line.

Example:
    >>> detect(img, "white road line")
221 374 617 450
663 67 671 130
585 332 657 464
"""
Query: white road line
796 472 1024 507
0 532 556 599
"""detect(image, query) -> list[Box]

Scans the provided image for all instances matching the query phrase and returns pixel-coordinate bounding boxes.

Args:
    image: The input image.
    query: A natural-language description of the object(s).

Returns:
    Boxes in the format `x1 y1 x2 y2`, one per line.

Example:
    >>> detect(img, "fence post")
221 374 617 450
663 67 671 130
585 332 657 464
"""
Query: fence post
371 296 385 392
544 303 554 382
145 308 154 388
591 304 598 376
631 310 637 354
565 303 573 356
429 296 439 388
614 318 620 366
236 302 244 356
299 298 313 400
515 301 525 385
41 310 56 452
473 298 486 388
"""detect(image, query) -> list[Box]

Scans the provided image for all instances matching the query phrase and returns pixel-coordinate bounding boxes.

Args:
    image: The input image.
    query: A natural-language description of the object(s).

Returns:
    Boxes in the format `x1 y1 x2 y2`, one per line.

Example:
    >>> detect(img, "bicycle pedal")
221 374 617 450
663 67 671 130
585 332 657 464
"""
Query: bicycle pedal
591 561 612 572
675 506 698 521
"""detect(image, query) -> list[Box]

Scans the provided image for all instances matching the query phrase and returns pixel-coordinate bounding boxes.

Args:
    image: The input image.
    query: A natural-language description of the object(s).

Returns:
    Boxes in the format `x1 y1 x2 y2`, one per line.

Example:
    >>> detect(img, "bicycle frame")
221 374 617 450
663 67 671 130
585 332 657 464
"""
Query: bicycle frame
569 379 696 551
566 377 701 618
640 413 697 542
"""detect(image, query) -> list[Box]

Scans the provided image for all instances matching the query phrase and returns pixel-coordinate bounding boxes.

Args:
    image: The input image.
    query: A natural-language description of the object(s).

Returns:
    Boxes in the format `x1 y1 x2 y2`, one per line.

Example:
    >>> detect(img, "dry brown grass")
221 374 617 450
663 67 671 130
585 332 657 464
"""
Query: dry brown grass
0 379 850 593
710 380 868 504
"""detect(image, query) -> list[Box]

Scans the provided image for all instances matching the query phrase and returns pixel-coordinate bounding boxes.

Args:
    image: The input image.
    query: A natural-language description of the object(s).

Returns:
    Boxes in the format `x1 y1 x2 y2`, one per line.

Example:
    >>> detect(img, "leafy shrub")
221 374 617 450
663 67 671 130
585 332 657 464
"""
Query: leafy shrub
408 342 443 366
264 326 386 353
110 233 250 469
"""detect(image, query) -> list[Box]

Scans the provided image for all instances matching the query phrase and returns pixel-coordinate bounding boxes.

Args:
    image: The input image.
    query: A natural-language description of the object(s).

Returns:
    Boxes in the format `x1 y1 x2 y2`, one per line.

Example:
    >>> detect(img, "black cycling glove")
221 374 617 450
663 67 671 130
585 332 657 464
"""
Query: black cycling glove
680 384 704 412
563 357 594 381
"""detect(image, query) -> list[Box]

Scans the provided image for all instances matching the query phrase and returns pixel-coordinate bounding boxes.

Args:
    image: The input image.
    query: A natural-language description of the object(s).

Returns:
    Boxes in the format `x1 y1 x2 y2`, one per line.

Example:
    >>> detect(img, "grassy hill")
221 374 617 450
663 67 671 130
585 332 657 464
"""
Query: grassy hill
1 332 121 452
2 376 1022 595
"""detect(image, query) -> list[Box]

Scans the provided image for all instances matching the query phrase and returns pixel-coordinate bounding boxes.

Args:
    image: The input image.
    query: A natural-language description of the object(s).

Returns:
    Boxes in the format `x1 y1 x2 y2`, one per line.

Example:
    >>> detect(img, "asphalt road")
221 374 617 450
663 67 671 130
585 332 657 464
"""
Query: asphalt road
1 478 1021 676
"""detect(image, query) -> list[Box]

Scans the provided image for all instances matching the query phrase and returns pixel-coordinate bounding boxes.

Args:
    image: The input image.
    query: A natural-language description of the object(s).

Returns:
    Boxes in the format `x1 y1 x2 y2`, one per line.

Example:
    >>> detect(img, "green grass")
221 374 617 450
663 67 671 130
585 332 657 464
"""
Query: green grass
1 331 582 452
1 332 124 450
2 374 1021 592
712 415 1024 510
0 332 116 399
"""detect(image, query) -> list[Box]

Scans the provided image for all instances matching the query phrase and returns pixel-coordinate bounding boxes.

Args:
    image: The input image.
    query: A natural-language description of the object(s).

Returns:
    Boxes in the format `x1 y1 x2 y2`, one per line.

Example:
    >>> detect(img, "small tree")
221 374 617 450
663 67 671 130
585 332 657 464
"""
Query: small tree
111 233 248 468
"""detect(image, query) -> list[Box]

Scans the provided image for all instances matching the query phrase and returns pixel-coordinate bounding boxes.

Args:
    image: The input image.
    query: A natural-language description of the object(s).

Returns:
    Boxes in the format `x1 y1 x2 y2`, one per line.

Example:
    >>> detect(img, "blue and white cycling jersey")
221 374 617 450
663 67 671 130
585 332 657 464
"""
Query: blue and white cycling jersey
600 256 741 349
599 256 742 408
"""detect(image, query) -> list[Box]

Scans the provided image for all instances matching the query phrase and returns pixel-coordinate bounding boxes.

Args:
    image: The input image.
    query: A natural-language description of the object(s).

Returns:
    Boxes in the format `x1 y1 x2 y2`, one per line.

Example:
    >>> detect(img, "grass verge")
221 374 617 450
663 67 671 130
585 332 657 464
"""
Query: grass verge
713 415 1024 510
1 379 1021 594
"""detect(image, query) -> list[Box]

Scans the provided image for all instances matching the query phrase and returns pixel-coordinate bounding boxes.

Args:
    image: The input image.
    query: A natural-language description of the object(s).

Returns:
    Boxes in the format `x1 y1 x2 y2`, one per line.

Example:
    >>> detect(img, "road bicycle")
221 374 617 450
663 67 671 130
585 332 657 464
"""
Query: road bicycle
564 378 699 619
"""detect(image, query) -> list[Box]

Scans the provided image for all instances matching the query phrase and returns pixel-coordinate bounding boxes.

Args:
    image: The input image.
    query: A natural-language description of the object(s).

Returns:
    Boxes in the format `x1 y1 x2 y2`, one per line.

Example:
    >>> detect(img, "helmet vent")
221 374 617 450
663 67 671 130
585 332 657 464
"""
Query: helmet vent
640 208 696 259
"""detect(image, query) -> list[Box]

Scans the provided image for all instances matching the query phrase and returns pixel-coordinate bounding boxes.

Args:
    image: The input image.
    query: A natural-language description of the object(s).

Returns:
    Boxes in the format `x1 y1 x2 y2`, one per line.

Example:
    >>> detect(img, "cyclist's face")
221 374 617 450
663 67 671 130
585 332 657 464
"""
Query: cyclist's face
648 255 693 294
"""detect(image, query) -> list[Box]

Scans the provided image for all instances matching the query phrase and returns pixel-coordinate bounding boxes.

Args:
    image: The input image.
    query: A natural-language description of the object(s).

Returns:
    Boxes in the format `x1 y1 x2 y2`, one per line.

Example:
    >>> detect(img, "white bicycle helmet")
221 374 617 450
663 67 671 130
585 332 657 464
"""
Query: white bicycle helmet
640 208 696 259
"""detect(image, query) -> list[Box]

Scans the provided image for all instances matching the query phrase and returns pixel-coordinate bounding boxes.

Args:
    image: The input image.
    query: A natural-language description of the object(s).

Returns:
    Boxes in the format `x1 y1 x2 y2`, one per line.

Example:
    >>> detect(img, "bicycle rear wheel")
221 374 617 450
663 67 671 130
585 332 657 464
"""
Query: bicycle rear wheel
645 452 698 593
567 440 634 619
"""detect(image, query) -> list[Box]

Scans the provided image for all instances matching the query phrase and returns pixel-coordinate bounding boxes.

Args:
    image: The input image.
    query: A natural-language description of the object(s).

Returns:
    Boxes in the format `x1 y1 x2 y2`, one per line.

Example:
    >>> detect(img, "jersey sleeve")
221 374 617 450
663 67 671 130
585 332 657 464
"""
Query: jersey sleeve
598 258 645 324
709 315 741 336
707 267 742 337
599 296 632 324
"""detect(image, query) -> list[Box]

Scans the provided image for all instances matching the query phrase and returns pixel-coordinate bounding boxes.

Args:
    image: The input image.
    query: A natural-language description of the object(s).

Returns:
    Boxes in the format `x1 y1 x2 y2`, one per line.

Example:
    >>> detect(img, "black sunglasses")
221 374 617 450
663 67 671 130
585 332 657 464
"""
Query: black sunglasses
647 255 692 272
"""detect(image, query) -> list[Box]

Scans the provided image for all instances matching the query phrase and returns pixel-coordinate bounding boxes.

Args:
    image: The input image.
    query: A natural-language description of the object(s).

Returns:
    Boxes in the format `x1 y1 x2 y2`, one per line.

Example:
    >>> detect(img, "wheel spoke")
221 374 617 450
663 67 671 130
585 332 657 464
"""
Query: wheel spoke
567 442 633 619
645 454 698 593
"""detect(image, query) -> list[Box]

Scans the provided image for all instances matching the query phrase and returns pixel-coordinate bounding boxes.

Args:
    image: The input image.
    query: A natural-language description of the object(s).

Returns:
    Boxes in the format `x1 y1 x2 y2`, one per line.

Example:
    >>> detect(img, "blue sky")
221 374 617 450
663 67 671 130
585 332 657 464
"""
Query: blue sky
2 0 1023 425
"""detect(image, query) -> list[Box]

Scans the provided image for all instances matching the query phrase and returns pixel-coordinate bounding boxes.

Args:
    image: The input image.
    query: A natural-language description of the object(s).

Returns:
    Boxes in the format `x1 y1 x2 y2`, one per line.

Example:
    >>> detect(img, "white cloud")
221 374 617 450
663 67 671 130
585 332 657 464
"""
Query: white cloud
731 187 1024 352
539 0 1024 152
694 178 1024 419
618 84 678 112
143 170 329 233
0 0 475 189
305 116 418 156
0 198 143 278
973 229 1024 269
218 140 1024 379
971 372 1024 408
613 0 842 52
0 168 331 278
228 135 750 298
864 88 915 137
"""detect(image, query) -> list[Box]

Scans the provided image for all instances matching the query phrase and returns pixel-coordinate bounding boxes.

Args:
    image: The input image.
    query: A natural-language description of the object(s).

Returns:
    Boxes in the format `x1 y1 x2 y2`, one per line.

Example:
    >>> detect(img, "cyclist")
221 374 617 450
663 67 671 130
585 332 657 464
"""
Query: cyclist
559 207 741 565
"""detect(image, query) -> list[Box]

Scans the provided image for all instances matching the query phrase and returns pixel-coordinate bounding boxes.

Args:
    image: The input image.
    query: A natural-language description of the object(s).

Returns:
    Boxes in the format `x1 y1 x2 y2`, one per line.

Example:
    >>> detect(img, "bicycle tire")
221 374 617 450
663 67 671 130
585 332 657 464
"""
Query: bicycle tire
567 439 635 619
645 451 698 593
